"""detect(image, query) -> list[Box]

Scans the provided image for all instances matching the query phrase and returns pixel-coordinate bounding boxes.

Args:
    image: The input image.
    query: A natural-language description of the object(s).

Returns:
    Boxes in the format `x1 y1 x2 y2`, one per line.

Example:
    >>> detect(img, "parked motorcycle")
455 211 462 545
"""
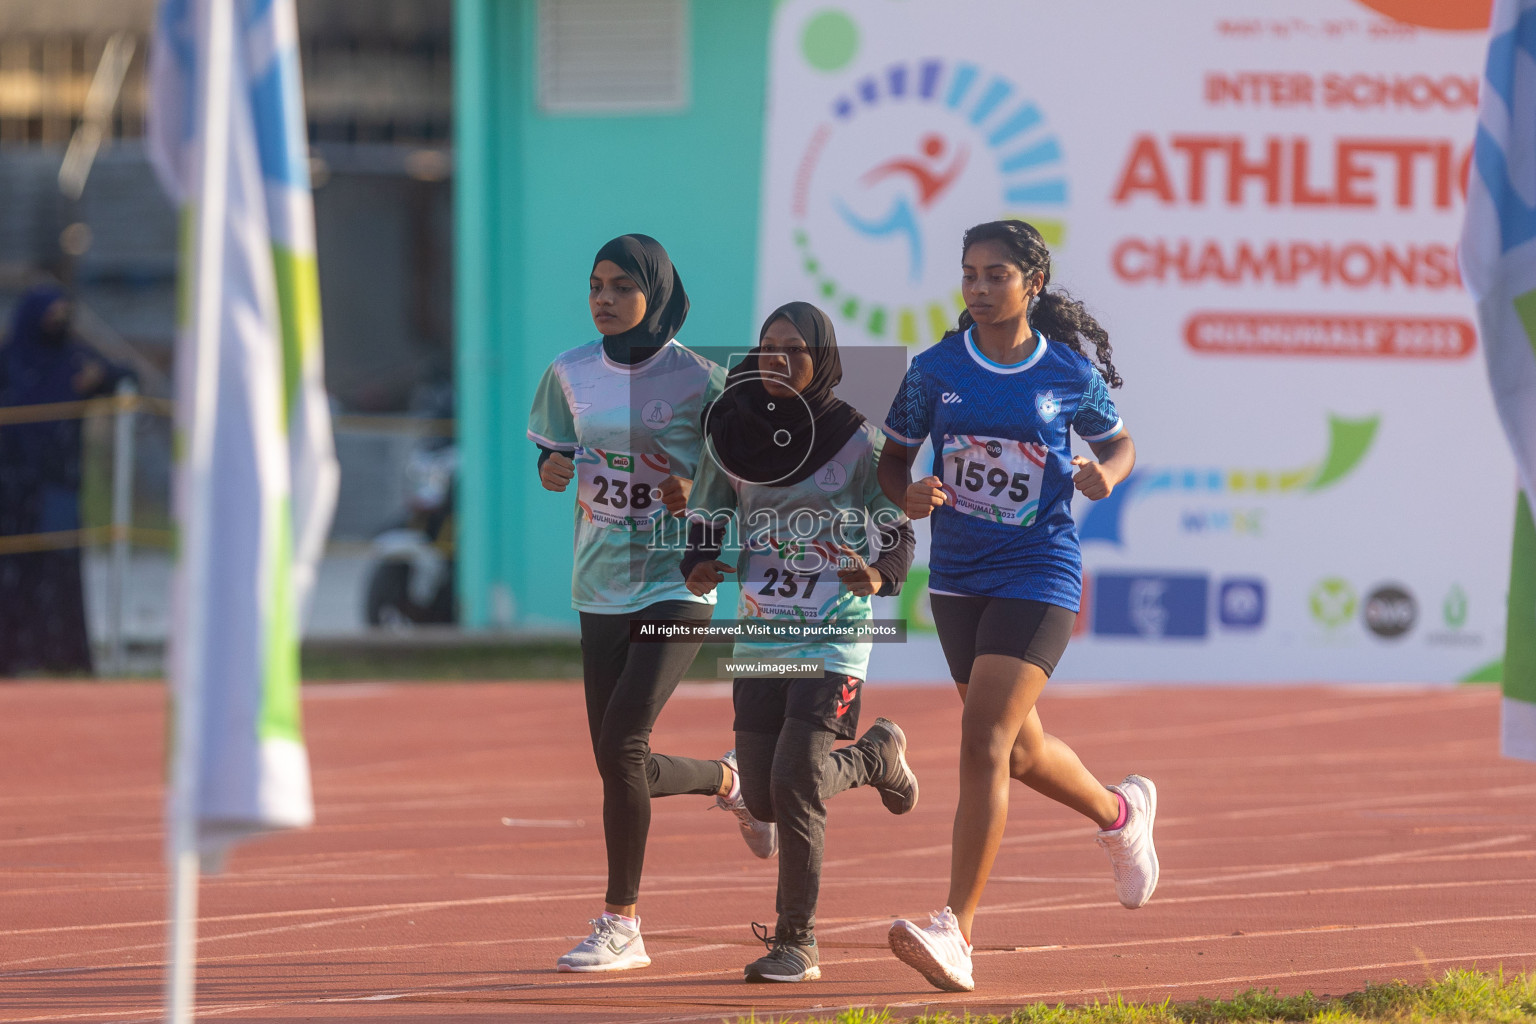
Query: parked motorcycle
364 439 457 627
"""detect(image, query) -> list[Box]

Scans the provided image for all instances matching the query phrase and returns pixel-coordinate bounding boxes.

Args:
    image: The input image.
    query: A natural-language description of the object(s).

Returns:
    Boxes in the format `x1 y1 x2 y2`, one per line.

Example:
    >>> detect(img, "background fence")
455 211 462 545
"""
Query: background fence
0 388 455 674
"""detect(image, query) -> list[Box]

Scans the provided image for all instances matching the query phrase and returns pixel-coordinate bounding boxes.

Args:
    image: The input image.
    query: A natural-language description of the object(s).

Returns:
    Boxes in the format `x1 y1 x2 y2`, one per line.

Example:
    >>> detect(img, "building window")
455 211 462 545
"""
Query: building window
537 0 689 114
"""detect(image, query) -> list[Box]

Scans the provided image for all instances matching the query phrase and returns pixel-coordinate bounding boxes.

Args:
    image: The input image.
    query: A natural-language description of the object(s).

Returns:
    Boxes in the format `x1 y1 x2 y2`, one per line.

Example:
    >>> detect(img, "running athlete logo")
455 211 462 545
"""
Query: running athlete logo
790 58 1069 345
835 134 968 282
835 677 861 718
1035 391 1060 422
940 391 963 404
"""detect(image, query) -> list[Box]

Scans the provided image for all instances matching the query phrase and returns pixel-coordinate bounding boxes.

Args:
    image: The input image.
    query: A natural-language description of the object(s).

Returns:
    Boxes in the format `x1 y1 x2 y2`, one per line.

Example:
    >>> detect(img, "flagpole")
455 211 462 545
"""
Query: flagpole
165 0 235 1020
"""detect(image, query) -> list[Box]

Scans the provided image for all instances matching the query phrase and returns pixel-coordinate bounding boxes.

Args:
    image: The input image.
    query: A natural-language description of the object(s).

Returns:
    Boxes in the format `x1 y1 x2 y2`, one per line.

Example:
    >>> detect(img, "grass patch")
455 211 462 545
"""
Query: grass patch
729 970 1536 1024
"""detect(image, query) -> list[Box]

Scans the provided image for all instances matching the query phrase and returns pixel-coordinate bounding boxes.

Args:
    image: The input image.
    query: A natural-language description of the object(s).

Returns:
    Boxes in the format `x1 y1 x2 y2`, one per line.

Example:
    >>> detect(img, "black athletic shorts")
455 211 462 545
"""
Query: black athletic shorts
733 672 863 741
928 593 1076 683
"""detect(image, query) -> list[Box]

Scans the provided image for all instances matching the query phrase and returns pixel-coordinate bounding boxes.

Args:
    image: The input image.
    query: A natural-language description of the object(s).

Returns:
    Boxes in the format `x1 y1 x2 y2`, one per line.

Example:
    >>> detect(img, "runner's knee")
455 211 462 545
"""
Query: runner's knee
593 726 649 783
959 719 1016 774
769 756 823 820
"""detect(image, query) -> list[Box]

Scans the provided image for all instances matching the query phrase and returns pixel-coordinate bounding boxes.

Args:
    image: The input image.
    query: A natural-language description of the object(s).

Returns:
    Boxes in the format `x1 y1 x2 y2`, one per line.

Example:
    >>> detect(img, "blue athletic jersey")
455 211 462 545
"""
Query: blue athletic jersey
882 327 1124 611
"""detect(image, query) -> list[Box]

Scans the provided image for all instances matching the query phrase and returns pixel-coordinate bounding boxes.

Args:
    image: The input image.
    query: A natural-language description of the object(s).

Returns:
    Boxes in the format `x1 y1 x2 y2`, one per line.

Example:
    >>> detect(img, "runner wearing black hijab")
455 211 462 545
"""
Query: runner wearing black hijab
682 301 920 983
528 234 775 974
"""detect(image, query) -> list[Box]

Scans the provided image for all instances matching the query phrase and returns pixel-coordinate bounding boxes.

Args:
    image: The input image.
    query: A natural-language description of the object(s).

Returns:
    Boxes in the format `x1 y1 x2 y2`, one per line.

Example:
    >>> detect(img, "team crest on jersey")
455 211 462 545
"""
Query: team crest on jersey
815 461 848 493
641 400 673 429
1035 390 1061 422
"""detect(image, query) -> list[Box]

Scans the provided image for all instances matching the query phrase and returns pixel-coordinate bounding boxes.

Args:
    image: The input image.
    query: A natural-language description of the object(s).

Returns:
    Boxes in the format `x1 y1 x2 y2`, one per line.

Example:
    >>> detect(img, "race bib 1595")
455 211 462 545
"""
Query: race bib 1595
575 448 670 531
938 434 1048 526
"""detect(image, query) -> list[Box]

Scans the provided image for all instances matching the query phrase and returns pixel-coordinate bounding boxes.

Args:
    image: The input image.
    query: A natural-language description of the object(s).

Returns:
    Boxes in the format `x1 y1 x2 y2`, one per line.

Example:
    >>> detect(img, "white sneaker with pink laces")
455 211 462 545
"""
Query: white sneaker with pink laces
1096 774 1159 908
888 906 974 992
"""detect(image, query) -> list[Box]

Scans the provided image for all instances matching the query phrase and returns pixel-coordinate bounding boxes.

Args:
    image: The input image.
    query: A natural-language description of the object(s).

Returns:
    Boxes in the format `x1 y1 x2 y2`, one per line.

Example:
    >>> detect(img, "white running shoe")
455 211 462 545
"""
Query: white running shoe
888 907 975 992
556 914 651 972
717 749 778 859
1096 774 1160 909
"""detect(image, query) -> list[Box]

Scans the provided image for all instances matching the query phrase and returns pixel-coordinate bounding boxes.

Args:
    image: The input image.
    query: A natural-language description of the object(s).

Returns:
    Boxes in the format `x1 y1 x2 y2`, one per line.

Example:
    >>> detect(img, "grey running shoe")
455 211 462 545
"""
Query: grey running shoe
744 922 821 983
1096 774 1160 909
555 914 650 973
716 749 778 859
860 717 919 814
888 907 974 992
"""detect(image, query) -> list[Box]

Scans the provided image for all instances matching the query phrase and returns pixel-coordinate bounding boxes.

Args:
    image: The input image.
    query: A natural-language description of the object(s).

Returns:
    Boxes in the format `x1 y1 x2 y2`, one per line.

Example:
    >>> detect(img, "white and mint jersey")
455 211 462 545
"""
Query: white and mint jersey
528 339 727 613
690 424 907 679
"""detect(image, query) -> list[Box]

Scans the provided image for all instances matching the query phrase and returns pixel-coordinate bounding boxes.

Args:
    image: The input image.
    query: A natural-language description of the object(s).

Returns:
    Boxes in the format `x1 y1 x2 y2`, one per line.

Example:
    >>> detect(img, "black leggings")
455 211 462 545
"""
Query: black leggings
579 599 725 906
733 674 879 945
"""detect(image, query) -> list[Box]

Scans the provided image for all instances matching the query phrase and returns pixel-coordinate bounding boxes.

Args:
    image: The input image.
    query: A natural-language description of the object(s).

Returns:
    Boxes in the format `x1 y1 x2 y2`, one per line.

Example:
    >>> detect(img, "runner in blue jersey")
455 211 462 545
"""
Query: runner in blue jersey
528 235 774 974
876 221 1160 992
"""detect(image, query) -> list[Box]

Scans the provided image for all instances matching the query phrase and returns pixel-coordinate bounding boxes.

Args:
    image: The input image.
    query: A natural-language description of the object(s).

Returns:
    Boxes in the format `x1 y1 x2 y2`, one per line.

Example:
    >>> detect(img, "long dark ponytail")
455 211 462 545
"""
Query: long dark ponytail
953 220 1123 388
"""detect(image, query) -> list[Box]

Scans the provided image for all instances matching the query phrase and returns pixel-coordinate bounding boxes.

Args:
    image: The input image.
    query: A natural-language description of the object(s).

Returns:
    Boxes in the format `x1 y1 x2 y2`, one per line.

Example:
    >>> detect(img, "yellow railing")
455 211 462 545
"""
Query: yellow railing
0 393 173 426
0 524 175 556
0 395 453 434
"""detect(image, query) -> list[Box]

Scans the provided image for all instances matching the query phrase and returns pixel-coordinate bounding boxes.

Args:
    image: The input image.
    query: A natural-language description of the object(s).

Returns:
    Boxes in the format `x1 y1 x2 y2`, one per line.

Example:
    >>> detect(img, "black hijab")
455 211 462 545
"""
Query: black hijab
702 301 866 487
592 234 689 364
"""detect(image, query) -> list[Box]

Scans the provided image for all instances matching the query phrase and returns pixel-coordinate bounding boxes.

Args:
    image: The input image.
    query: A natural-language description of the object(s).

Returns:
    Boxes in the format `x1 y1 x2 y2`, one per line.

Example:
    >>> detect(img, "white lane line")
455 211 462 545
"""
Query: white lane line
529 945 1536 1024
16 939 1531 1024
823 791 1536 872
0 880 778 967
1082 692 1485 745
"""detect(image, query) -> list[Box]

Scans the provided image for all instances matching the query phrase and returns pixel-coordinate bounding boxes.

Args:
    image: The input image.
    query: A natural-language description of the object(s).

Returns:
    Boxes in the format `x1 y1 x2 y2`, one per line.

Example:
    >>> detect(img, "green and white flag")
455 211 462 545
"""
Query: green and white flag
149 0 338 851
1461 0 1536 762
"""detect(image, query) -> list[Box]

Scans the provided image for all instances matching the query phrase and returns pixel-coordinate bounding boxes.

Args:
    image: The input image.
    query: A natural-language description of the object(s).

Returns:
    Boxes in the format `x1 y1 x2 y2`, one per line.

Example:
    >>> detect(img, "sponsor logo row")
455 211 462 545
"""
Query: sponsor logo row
1079 573 1475 643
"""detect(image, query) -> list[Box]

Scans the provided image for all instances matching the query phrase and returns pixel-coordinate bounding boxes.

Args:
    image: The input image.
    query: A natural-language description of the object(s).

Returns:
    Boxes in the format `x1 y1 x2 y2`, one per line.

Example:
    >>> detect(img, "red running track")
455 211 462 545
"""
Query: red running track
4 681 1535 1023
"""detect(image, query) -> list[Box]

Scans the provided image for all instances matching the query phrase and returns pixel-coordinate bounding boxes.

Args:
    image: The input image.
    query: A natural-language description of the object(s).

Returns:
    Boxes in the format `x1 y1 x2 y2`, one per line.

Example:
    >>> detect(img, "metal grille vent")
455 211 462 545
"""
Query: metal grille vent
538 0 689 113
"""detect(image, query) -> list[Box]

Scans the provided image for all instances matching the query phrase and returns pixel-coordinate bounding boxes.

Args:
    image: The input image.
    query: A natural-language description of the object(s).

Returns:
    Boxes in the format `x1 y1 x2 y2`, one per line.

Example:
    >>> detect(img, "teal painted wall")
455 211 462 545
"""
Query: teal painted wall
455 0 774 628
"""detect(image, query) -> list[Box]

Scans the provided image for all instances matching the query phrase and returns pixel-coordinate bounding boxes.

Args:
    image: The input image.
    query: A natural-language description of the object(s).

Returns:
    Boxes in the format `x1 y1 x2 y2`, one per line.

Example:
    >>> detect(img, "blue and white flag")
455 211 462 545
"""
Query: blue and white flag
1461 0 1536 762
149 0 339 849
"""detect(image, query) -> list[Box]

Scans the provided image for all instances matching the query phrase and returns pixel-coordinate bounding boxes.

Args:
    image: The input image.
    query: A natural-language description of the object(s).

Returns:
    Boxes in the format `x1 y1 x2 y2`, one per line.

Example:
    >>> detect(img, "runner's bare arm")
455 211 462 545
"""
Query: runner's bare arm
877 440 947 520
1071 432 1135 501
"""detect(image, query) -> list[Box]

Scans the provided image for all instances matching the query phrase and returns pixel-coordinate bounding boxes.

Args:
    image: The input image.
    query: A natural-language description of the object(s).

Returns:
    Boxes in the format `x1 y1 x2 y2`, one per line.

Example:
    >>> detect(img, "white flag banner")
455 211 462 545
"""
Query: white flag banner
149 0 338 851
1460 0 1536 761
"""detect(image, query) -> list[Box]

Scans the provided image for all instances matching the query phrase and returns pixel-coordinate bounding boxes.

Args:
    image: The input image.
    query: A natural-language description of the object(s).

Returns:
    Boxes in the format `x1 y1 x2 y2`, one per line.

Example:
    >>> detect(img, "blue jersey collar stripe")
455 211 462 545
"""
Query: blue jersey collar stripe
1077 418 1125 443
964 327 1047 374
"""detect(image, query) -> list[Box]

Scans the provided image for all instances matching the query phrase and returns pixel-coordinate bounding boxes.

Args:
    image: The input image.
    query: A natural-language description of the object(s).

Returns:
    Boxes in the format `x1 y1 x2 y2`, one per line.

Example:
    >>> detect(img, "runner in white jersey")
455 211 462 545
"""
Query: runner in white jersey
527 235 774 974
682 302 921 983
877 222 1159 993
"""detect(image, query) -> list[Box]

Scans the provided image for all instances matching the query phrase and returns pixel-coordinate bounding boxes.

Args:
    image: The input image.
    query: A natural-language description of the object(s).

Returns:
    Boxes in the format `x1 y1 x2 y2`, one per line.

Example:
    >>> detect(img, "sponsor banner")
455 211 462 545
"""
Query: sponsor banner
770 0 1515 681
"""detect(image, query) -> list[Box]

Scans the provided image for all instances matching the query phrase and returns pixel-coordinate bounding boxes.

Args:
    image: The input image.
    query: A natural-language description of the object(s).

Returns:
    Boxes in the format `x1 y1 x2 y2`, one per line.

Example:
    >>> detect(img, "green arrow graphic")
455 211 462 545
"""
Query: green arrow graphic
1306 415 1380 492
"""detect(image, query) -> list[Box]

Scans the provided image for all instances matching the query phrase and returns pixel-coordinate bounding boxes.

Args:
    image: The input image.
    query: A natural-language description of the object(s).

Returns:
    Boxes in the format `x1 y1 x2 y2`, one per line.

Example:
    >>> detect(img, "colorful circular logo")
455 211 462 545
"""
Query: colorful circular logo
792 58 1069 345
1309 577 1358 628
